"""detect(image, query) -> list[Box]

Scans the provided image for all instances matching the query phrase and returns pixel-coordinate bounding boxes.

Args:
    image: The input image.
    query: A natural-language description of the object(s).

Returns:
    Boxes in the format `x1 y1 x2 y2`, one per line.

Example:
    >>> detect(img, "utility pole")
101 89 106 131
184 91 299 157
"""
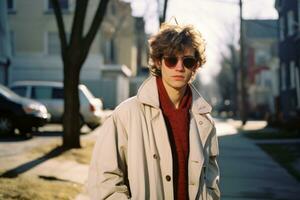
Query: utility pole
239 0 248 125
159 0 169 25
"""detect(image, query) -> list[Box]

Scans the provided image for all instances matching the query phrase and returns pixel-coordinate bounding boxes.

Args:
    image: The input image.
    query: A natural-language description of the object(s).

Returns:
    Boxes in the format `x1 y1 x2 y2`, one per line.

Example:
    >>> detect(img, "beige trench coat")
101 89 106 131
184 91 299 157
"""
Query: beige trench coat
88 76 220 200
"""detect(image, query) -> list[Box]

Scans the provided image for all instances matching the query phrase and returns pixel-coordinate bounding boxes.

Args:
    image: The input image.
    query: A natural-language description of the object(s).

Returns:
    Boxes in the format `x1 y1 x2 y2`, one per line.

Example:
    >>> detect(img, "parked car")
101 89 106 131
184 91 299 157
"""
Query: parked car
10 81 104 130
0 84 50 135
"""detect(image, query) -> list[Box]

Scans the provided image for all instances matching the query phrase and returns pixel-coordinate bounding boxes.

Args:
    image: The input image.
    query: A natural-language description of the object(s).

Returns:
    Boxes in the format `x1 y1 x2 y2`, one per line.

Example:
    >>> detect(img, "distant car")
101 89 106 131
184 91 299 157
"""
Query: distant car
0 84 50 135
10 81 104 130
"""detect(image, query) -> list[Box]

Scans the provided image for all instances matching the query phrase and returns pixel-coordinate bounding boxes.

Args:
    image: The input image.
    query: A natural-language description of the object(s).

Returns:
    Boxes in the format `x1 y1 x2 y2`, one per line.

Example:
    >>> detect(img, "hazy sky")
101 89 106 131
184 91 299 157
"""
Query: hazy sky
128 0 278 84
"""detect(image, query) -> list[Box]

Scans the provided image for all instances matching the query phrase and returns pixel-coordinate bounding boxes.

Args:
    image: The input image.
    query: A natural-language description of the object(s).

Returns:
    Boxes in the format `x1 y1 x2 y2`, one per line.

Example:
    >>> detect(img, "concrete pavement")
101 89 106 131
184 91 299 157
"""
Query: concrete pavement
216 119 300 200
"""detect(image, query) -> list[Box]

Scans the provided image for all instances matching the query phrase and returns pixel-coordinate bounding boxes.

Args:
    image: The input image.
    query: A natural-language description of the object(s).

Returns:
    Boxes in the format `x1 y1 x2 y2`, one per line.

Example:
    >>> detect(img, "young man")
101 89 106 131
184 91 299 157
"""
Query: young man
88 23 220 200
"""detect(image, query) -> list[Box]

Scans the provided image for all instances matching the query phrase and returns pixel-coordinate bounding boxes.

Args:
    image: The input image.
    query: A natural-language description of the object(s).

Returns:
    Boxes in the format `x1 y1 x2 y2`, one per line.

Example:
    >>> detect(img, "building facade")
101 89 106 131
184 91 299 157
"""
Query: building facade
275 0 300 120
6 0 144 108
244 19 279 119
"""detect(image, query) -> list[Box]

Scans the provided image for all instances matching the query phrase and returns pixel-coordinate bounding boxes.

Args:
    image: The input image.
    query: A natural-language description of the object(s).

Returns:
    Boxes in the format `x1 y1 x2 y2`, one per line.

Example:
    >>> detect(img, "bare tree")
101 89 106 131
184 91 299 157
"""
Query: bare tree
51 0 110 149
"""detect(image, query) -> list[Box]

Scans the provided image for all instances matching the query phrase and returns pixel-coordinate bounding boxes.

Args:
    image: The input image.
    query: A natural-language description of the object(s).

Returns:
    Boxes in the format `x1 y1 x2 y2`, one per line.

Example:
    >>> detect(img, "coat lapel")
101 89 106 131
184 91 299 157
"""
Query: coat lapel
151 108 173 172
189 114 204 165
194 114 213 148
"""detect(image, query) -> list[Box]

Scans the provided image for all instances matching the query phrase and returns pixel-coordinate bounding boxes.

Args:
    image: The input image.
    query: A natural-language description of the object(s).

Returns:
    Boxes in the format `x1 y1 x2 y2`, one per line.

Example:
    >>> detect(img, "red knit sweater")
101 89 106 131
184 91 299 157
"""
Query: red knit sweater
156 77 192 200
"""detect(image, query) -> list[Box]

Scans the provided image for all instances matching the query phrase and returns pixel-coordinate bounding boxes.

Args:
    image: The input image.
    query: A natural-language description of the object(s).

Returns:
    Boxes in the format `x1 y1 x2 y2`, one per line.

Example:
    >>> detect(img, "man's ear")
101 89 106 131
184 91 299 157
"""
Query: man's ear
193 61 200 71
155 59 162 68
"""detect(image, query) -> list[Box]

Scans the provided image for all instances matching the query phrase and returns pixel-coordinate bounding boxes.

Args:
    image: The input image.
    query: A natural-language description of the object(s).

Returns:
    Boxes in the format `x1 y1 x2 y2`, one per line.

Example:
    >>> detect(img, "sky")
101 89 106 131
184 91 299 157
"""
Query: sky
128 0 278 85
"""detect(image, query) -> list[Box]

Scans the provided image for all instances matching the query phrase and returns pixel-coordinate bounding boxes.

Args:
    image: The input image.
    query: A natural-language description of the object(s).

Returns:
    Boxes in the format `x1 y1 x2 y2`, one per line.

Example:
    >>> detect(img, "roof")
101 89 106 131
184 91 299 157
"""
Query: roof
244 20 278 39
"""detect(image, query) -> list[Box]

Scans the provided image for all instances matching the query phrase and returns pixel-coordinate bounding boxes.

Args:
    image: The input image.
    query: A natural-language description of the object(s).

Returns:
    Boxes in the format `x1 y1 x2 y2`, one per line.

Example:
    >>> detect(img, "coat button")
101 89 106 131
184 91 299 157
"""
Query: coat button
198 121 203 125
165 175 171 182
153 154 158 159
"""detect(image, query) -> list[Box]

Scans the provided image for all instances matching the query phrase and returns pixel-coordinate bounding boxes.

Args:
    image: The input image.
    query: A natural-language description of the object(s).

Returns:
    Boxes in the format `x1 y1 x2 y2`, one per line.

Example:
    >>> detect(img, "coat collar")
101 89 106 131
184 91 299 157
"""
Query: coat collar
137 76 212 114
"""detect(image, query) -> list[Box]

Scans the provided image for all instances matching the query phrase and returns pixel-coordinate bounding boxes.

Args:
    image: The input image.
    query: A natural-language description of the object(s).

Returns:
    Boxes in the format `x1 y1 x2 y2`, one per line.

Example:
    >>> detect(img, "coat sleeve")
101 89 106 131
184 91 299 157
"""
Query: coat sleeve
206 126 220 200
87 113 130 200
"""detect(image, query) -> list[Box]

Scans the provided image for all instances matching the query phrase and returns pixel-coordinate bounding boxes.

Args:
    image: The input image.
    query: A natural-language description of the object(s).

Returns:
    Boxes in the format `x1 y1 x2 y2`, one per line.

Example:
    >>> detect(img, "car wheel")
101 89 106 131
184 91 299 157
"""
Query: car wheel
0 115 14 135
19 127 32 135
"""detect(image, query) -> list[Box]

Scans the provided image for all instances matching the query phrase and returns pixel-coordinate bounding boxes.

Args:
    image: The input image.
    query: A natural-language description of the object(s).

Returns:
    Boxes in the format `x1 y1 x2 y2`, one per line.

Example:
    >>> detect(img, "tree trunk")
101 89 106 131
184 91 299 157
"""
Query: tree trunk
51 0 110 149
63 58 81 149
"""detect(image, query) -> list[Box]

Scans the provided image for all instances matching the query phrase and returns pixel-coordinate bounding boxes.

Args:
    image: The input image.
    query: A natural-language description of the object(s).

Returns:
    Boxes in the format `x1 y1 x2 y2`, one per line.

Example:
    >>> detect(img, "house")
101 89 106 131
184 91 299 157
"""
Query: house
0 0 11 85
244 19 279 119
6 0 145 108
275 0 300 120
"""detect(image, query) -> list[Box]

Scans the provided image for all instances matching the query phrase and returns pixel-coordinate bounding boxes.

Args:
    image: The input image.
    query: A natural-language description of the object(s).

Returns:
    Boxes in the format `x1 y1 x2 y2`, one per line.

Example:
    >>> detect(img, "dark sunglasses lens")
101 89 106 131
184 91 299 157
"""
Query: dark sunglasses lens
164 57 178 68
183 57 196 69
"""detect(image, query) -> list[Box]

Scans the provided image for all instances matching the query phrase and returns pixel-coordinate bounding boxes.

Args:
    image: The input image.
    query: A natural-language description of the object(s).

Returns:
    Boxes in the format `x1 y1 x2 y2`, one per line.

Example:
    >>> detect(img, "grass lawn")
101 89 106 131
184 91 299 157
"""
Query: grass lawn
244 129 300 140
0 174 82 200
243 128 300 182
258 143 300 182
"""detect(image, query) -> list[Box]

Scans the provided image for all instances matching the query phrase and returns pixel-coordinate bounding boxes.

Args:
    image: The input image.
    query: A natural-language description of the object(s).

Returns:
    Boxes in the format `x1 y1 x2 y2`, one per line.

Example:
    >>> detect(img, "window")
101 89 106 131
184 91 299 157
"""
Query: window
47 0 69 11
296 65 300 108
7 0 15 12
279 17 285 41
11 86 27 97
287 11 294 36
111 3 116 15
281 64 286 91
102 38 116 64
31 86 52 99
255 50 269 66
290 61 296 89
52 88 64 99
10 31 15 56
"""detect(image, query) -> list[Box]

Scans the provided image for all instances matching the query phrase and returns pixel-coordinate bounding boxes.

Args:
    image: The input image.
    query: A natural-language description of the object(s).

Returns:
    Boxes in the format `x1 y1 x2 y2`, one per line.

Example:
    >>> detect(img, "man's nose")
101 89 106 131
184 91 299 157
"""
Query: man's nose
174 59 184 71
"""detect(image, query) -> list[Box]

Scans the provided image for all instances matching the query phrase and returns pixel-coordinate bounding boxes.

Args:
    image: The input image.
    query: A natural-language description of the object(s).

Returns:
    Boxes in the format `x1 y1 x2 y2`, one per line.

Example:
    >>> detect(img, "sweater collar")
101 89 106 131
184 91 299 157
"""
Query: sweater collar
137 76 212 114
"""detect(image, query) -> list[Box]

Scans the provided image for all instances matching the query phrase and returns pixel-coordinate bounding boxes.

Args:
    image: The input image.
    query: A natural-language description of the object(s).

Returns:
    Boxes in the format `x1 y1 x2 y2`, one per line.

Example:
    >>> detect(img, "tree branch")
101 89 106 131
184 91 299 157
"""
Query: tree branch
51 0 68 57
70 0 88 48
83 0 110 57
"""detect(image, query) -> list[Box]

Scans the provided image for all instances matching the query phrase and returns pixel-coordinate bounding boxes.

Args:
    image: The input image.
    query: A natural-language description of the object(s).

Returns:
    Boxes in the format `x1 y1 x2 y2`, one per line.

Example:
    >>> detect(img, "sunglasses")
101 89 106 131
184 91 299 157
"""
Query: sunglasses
163 56 198 69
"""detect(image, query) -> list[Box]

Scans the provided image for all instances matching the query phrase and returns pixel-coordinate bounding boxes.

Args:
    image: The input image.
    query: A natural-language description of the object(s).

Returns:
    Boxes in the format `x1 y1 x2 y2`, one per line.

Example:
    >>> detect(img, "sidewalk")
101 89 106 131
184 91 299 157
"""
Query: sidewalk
217 119 300 200
26 130 97 200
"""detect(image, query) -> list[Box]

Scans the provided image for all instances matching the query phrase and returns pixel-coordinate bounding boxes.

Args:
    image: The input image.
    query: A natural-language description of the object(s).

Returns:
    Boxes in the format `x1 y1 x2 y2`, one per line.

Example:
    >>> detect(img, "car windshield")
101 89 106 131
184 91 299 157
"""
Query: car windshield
0 84 21 100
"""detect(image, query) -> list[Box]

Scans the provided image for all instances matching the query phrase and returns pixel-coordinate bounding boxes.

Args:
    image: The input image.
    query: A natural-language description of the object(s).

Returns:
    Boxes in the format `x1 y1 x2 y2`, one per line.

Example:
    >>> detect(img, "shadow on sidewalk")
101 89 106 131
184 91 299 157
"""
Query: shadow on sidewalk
0 146 67 178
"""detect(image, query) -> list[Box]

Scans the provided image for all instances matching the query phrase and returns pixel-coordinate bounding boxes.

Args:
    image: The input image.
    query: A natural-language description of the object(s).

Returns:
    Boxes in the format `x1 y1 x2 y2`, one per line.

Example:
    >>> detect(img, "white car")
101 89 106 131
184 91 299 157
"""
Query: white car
10 81 104 130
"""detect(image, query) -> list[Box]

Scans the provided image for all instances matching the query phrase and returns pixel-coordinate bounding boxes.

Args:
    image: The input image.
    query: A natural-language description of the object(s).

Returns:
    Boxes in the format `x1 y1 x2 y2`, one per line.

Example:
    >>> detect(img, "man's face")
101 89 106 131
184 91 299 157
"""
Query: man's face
160 48 196 92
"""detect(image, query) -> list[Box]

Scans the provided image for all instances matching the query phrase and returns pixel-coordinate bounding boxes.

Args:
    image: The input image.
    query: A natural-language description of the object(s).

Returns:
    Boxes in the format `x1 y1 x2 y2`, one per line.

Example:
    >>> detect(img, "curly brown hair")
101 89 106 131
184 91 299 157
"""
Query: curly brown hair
148 23 206 76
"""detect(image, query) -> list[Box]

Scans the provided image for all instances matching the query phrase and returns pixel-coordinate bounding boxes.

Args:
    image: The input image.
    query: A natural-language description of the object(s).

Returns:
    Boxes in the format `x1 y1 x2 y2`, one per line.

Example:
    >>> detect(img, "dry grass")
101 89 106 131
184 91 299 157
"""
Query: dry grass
258 143 300 181
28 139 95 164
0 175 81 200
28 141 62 158
57 140 95 164
0 138 96 199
